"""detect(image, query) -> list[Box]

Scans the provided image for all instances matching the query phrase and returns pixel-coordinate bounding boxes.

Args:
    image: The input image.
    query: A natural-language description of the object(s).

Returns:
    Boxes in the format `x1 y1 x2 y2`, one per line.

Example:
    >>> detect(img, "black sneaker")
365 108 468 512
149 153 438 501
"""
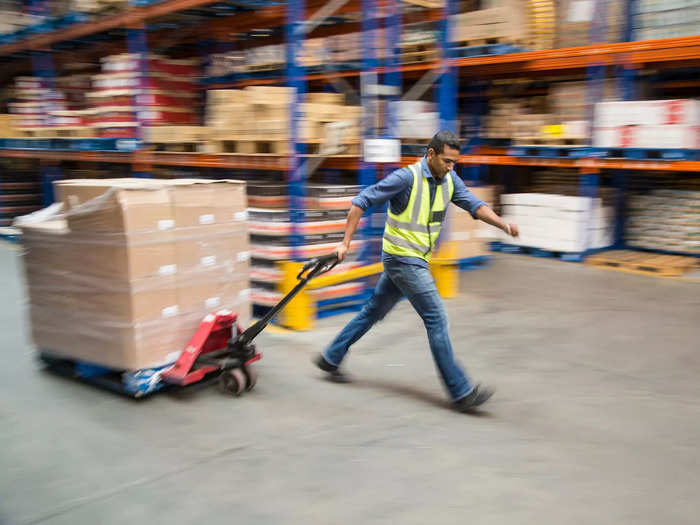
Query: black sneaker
453 384 494 413
313 354 351 383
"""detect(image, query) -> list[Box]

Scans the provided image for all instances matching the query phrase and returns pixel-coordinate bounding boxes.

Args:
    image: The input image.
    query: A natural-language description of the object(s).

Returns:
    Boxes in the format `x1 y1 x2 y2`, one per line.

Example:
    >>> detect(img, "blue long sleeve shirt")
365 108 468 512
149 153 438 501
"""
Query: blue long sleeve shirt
352 157 486 268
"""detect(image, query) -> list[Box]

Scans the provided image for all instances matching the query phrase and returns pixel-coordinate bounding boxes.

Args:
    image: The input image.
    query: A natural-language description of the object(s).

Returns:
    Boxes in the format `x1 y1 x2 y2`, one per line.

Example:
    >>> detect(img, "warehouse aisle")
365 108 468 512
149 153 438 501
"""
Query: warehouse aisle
1 241 700 525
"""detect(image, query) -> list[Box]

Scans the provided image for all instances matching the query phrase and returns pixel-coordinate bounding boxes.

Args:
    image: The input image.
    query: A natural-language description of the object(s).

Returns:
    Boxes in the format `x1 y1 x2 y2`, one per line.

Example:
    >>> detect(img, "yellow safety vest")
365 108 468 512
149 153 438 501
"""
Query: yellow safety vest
382 161 454 262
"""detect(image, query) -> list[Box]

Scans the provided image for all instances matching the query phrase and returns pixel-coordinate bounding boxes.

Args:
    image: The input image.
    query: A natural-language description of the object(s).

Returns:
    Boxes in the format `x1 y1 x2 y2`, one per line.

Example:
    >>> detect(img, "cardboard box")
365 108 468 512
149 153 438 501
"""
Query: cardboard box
22 178 252 370
206 89 248 106
307 92 345 105
167 179 247 228
56 179 175 234
174 223 249 274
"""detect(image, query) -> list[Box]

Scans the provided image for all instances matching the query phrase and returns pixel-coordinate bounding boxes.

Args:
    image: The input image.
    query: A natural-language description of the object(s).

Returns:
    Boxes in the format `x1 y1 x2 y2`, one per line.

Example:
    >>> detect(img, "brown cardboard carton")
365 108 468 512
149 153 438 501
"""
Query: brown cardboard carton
167 179 247 228
56 179 175 234
174 222 249 274
29 304 185 370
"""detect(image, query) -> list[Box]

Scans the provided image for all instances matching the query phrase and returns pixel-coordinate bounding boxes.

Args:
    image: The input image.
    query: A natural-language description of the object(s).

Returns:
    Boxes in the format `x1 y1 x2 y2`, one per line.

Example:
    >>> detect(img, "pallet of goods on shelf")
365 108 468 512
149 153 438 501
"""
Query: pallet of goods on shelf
89 54 201 138
626 189 700 255
204 87 361 155
17 178 251 371
449 0 529 52
245 181 368 314
499 176 615 253
483 80 615 145
633 0 700 40
593 99 700 149
556 0 624 48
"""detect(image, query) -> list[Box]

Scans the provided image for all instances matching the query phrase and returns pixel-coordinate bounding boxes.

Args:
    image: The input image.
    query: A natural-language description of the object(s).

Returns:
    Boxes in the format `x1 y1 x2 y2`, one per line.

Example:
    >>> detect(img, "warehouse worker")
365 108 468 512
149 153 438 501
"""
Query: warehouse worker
314 130 519 412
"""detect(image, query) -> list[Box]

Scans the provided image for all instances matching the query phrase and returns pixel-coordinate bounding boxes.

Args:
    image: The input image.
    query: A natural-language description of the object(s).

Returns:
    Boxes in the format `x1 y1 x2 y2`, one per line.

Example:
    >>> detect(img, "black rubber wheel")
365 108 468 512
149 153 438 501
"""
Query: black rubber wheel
219 368 245 396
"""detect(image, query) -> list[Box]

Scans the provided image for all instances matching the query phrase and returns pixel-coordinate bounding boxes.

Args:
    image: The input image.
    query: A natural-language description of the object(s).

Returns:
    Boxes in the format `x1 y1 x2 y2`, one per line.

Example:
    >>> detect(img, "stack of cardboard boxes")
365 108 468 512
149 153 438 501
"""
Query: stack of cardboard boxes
19 178 250 371
205 87 361 154
593 99 700 149
499 193 614 253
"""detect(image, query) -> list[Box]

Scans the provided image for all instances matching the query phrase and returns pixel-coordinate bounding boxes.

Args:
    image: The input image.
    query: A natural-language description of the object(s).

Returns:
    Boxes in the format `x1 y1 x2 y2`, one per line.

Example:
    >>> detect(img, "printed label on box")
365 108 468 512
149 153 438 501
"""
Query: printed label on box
158 219 175 231
201 255 216 267
161 305 179 319
205 297 221 309
239 289 251 299
237 251 251 262
234 211 248 222
199 214 215 225
159 264 177 276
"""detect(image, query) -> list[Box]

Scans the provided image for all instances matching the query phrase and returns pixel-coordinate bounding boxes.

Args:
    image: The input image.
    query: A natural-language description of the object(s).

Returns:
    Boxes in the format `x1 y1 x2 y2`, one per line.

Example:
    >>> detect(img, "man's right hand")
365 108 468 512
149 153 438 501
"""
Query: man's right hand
335 242 349 263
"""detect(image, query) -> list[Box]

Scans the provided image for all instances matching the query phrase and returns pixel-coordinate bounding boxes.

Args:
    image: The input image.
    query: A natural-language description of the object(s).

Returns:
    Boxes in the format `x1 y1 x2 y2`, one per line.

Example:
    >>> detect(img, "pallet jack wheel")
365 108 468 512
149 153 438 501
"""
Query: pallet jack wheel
219 368 246 396
243 364 258 391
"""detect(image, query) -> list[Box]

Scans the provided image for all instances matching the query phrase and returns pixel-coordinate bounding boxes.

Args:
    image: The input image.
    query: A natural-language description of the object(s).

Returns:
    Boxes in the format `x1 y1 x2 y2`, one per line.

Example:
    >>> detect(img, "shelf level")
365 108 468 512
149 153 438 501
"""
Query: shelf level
3 149 700 172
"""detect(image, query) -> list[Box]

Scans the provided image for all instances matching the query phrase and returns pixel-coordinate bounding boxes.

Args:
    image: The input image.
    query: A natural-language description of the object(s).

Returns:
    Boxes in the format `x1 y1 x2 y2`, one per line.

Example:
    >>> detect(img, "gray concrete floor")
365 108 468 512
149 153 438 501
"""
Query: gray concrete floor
1 240 700 525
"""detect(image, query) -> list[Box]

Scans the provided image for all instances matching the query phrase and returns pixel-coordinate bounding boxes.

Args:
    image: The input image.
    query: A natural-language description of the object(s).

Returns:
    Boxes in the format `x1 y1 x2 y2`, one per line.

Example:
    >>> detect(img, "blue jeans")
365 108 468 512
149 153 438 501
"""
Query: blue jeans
323 259 473 401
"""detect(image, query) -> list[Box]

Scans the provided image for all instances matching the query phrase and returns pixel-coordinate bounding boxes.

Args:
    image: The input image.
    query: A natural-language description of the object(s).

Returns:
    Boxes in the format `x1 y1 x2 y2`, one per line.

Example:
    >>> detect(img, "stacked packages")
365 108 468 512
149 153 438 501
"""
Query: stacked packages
19 179 251 371
88 54 200 138
500 193 614 252
593 99 700 149
626 190 700 254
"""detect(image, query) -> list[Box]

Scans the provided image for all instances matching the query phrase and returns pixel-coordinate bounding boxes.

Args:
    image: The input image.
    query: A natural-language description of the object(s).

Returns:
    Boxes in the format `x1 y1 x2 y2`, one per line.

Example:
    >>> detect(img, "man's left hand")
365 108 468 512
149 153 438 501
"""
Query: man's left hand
504 223 519 237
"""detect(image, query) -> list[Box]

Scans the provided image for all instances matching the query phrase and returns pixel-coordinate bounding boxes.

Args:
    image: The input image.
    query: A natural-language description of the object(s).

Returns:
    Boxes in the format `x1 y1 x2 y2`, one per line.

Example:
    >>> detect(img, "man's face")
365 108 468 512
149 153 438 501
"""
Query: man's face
427 145 459 179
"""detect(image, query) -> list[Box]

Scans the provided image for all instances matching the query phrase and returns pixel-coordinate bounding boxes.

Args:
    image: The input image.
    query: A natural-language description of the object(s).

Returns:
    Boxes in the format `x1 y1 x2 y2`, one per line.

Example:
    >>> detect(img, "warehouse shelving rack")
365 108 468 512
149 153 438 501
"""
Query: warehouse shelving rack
1 0 699 264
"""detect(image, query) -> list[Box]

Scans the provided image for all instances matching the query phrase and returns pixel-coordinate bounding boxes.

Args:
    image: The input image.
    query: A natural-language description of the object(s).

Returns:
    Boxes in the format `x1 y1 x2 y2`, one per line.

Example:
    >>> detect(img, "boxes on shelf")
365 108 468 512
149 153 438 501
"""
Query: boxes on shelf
556 0 624 48
18 178 250 371
204 87 361 149
449 1 528 44
633 1 700 40
499 192 615 252
626 189 700 254
593 99 700 148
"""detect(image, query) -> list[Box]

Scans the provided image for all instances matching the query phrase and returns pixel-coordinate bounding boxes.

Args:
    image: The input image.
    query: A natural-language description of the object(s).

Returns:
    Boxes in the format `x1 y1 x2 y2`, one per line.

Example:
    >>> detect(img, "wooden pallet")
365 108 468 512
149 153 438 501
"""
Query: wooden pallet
513 136 589 146
585 250 699 277
245 63 284 73
453 36 526 48
206 139 289 155
401 49 438 64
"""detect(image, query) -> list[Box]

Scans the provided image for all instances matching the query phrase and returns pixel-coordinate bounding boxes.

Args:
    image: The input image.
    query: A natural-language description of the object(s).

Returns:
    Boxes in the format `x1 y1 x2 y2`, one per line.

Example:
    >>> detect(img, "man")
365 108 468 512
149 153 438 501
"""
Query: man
314 130 519 412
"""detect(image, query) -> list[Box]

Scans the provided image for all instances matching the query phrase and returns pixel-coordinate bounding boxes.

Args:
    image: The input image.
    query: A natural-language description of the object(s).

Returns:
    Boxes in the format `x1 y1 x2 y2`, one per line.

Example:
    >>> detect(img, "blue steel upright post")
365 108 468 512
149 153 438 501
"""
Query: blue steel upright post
612 0 636 248
286 0 306 260
127 18 151 178
29 0 62 204
438 0 457 135
358 0 379 263
580 0 608 255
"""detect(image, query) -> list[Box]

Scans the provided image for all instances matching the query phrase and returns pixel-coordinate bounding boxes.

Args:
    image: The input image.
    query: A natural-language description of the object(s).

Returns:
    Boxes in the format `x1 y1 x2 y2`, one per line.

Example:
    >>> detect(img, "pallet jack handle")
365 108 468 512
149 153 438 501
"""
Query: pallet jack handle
236 253 339 345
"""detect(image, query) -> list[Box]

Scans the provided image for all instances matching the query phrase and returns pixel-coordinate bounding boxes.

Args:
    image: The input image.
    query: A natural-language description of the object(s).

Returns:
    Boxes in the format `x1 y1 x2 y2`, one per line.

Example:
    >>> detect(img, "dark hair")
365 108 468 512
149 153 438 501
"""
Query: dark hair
428 130 460 155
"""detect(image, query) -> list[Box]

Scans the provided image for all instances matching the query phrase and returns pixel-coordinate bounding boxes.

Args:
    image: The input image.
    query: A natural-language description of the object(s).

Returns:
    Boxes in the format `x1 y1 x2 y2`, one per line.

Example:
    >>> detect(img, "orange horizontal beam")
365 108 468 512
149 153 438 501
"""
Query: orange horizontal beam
3 149 699 172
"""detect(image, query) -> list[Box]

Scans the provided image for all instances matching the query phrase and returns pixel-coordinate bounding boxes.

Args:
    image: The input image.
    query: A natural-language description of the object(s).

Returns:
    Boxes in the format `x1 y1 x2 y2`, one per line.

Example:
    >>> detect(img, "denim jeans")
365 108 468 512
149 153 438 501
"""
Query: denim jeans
323 259 473 401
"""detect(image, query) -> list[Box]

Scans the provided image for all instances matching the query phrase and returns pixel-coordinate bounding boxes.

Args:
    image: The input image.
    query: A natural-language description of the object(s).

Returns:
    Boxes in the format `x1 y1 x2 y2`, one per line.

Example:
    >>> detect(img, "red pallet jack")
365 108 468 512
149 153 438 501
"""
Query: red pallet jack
160 253 339 395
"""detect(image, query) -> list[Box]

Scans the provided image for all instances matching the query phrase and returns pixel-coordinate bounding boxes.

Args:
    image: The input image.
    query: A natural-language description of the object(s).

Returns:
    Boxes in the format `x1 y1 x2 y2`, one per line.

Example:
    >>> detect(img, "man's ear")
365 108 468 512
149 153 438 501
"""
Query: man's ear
426 147 435 159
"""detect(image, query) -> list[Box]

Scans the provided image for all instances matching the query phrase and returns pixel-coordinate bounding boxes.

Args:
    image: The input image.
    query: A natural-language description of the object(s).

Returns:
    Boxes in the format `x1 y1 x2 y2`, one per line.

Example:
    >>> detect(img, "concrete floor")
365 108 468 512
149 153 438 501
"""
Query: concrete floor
1 241 699 525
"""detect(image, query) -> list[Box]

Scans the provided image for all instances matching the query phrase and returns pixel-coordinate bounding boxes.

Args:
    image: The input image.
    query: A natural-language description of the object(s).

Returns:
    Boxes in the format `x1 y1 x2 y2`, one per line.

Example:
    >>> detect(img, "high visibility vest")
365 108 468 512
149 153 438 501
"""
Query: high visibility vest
382 161 454 262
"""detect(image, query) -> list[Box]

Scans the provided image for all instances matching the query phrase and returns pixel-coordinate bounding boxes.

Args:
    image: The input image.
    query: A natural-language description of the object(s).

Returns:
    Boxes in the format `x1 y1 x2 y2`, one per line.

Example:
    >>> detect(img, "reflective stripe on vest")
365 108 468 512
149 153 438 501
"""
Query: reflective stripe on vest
382 161 454 261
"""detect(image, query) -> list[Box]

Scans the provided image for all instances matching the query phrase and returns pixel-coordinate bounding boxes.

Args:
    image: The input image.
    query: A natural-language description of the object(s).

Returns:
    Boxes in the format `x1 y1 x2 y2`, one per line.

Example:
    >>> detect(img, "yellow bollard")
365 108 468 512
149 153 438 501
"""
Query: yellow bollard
431 240 459 298
278 260 315 331
430 259 459 298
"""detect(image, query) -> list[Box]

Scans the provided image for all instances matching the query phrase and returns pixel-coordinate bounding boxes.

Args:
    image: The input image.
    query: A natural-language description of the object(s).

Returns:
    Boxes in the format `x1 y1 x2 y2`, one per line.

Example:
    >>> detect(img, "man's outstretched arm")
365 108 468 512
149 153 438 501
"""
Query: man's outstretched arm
335 205 364 262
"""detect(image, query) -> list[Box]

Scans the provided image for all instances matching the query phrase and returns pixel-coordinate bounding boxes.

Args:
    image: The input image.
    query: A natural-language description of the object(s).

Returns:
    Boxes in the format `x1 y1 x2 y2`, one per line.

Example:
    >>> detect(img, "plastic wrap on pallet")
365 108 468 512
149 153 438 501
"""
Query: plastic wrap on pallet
16 178 252 371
